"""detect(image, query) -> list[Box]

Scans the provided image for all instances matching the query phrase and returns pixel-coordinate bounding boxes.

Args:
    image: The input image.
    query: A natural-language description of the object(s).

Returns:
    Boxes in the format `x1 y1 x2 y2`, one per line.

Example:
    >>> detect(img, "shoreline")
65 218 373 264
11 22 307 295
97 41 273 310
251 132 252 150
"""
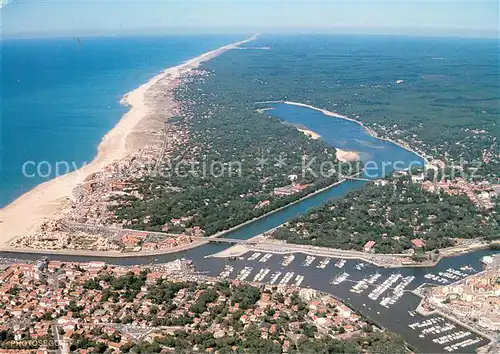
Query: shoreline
0 36 257 248
282 101 430 164
296 127 321 140
0 240 210 258
2 46 488 266
0 176 356 258
1 220 497 264
209 239 500 269
335 148 361 162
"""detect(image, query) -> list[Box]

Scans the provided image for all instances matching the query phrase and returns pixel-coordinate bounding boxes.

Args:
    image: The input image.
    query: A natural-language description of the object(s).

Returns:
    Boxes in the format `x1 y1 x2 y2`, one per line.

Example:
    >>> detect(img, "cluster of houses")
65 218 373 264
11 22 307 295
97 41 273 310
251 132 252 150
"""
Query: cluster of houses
273 183 309 197
66 113 190 229
254 200 271 209
0 259 372 354
420 177 498 210
427 268 500 332
117 231 195 253
9 220 120 252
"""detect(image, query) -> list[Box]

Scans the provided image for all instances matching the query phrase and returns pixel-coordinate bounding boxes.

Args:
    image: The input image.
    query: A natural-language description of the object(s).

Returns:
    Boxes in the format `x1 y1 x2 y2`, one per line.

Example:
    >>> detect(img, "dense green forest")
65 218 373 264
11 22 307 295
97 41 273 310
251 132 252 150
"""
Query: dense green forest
110 35 498 233
273 176 500 253
208 35 499 181
110 44 361 234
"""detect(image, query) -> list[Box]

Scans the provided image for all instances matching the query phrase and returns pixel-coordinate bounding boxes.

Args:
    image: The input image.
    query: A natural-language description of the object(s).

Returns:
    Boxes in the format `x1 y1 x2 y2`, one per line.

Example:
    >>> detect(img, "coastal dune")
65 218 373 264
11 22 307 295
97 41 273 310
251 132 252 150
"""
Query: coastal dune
0 36 256 248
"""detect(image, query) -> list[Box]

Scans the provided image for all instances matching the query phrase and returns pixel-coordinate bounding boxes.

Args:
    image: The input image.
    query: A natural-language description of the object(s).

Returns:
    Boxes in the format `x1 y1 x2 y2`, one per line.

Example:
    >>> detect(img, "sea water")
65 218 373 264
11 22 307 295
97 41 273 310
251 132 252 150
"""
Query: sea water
1 35 243 207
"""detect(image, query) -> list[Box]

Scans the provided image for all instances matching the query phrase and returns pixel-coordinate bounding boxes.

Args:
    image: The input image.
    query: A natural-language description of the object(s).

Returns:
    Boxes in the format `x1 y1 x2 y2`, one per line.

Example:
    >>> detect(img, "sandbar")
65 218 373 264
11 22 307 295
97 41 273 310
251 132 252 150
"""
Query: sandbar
335 148 360 162
297 128 321 140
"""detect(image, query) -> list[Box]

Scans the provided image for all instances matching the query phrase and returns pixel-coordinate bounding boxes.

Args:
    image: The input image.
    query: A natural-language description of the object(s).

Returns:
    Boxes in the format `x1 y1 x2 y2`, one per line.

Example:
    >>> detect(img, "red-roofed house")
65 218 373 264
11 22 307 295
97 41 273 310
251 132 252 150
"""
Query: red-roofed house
107 342 122 351
363 241 376 253
411 238 426 248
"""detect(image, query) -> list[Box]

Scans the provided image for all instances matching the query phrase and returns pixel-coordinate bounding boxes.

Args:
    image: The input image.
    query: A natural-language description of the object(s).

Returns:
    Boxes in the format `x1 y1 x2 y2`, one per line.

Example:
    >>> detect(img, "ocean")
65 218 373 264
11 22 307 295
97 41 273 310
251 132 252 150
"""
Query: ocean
2 34 497 208
1 34 498 352
1 35 243 207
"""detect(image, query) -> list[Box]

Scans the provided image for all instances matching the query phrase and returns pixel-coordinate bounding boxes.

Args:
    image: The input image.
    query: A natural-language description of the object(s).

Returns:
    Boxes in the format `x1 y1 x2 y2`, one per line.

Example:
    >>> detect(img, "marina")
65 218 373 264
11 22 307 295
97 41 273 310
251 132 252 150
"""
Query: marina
279 271 295 285
445 337 483 352
218 264 233 279
349 278 369 294
423 266 474 284
253 268 270 282
1 246 496 353
367 272 381 284
1 33 498 354
409 318 484 352
269 271 282 285
379 275 415 308
354 262 367 271
331 272 350 285
368 272 402 300
259 253 273 263
247 252 261 261
294 274 305 287
236 266 253 281
1 244 496 354
206 250 495 353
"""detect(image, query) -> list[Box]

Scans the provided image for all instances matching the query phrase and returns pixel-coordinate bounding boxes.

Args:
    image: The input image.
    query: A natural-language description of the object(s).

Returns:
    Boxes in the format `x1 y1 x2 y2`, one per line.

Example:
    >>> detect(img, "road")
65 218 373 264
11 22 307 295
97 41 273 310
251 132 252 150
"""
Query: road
52 322 62 354
105 323 185 342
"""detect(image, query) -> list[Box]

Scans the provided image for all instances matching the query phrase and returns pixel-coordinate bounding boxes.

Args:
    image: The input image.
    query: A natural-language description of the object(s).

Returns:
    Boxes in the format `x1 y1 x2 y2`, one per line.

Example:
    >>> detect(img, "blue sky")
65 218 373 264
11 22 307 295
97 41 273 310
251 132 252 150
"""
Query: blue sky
3 0 499 38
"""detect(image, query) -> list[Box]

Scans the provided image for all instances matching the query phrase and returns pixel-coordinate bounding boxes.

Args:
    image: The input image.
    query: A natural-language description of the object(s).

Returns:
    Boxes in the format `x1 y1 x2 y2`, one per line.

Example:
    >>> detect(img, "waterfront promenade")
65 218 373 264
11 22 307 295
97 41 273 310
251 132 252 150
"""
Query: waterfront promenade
210 238 500 268
2 224 498 266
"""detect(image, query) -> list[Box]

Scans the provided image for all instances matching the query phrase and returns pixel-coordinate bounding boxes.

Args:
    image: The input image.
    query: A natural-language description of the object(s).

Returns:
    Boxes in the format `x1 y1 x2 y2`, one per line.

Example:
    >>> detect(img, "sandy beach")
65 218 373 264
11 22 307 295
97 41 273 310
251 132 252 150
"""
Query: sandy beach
335 148 360 162
297 127 321 140
283 101 429 164
0 36 256 248
291 118 359 161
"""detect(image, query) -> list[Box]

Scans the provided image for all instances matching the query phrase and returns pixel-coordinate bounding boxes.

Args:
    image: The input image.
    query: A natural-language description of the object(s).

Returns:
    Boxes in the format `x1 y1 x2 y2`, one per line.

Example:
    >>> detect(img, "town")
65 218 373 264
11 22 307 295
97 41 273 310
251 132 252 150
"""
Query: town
419 260 500 336
0 258 405 353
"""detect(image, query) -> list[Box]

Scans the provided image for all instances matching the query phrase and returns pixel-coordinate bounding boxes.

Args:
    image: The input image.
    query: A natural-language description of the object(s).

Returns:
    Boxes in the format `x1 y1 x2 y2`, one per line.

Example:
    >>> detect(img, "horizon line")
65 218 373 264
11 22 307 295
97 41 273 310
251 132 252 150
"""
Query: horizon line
3 31 499 42
3 25 499 40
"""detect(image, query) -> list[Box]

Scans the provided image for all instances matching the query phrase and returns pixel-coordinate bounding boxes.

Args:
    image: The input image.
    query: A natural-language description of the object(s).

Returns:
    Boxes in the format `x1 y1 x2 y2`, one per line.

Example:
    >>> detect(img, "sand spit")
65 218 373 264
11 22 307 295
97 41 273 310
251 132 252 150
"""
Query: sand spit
297 128 321 140
0 36 257 248
283 101 429 164
335 148 360 162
